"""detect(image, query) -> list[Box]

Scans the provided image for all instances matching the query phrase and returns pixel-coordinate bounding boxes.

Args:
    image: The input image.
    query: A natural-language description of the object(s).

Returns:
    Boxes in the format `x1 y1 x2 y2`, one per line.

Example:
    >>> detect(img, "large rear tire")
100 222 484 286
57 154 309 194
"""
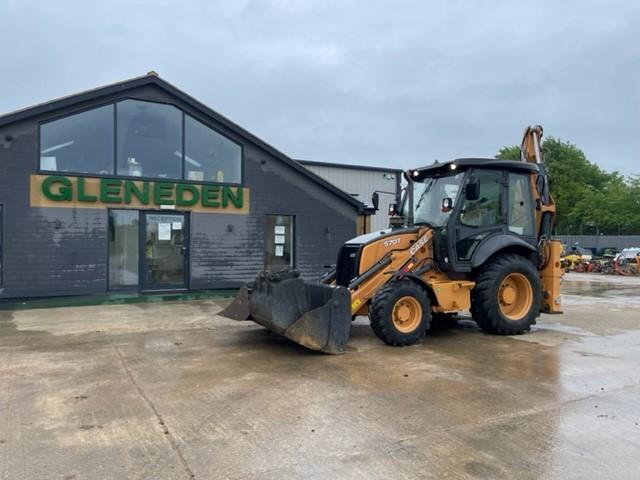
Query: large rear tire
369 279 431 346
471 253 541 335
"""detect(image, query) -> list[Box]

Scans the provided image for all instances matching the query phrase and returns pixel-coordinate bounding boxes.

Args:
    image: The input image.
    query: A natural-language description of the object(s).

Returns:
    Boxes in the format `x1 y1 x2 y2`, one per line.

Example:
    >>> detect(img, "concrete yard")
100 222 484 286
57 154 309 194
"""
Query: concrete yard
1 273 640 479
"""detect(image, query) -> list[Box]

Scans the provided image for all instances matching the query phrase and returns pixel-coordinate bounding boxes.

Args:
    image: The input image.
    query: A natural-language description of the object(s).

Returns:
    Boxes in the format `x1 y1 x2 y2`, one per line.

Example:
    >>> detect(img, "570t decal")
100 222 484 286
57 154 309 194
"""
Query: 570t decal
383 238 402 248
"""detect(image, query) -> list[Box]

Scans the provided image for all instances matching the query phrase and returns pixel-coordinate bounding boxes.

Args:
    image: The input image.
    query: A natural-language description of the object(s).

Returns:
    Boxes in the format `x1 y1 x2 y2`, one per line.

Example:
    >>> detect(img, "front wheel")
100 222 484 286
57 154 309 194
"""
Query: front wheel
471 253 541 335
369 279 431 346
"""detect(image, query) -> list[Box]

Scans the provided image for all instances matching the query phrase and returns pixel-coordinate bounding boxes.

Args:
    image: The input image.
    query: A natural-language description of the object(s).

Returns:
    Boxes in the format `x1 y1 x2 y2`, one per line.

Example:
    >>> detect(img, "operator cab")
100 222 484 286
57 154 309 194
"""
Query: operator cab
403 158 540 274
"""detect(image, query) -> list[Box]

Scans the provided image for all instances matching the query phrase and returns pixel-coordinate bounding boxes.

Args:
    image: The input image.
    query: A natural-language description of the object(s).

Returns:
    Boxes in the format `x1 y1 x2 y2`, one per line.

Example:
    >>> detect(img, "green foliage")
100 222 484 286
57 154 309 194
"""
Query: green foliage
496 138 640 235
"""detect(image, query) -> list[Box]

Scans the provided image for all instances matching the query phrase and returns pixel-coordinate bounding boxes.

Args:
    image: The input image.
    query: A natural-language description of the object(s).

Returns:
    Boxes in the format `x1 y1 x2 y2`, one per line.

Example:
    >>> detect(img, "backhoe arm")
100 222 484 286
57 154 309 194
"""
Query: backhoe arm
521 125 562 314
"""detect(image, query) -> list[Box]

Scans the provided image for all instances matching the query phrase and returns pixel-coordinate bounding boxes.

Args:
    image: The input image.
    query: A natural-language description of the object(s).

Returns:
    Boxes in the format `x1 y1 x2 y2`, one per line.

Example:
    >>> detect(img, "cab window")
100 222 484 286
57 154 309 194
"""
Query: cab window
456 169 504 261
458 169 502 227
508 173 535 236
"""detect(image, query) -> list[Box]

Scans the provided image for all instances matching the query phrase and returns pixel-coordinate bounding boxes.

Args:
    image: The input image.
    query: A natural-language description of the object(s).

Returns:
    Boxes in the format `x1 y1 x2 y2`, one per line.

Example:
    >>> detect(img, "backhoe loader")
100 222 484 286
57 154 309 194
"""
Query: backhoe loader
221 125 562 353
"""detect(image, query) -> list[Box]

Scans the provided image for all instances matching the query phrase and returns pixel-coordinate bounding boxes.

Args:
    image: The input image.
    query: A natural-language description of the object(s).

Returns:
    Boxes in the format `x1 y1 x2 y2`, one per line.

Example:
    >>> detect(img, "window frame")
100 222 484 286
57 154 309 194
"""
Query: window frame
38 102 117 177
507 172 536 237
36 96 245 186
106 208 141 292
184 112 244 185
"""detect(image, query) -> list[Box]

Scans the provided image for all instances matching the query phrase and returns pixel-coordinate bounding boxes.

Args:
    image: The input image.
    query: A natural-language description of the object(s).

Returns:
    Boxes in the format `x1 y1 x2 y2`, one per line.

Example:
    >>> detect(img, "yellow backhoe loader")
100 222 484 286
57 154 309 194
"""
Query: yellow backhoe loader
221 125 562 353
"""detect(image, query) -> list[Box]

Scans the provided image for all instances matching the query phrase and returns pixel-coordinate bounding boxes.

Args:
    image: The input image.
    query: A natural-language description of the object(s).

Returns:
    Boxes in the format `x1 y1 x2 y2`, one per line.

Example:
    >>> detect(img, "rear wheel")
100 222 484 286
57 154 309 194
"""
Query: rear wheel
369 279 431 346
471 253 541 335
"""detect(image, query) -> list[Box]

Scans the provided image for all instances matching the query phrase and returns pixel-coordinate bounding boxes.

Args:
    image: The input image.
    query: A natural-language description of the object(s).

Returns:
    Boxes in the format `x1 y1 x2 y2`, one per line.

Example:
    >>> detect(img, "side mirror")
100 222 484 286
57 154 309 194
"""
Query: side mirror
371 191 380 211
388 202 398 216
441 197 453 213
465 177 480 201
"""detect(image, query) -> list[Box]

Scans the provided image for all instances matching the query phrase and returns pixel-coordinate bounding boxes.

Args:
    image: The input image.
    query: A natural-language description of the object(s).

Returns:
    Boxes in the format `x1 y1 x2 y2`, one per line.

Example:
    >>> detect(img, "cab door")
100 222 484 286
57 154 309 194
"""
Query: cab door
451 169 507 270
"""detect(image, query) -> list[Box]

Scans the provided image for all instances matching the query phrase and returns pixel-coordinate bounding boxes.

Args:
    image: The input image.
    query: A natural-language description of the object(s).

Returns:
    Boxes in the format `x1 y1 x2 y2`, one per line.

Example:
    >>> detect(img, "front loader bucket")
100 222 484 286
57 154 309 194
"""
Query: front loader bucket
219 271 352 354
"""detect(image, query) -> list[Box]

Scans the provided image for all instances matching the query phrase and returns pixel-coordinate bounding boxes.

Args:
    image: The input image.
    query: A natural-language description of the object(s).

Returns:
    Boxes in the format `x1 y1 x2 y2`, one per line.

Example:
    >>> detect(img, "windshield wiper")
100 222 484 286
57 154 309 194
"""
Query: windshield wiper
414 178 435 212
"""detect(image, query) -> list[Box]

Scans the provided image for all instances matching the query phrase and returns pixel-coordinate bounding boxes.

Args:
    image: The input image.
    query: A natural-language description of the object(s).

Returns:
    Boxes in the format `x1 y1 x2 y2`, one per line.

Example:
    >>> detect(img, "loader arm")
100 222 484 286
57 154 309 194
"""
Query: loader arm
348 229 434 315
347 228 474 317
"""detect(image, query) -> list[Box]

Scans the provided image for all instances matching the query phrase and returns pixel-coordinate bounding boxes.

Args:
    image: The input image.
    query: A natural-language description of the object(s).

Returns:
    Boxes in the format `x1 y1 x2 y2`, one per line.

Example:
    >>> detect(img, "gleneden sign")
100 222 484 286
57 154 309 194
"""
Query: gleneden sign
30 175 249 214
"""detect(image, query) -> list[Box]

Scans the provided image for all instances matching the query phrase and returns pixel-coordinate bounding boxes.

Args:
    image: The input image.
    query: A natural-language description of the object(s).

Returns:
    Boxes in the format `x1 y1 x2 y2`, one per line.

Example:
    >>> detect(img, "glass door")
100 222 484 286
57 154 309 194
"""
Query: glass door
141 212 188 290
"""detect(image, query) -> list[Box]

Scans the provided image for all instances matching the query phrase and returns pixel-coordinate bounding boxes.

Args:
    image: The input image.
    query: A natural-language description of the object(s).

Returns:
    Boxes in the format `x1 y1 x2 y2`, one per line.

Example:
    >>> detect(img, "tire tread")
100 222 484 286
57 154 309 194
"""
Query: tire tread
470 253 541 335
369 278 431 346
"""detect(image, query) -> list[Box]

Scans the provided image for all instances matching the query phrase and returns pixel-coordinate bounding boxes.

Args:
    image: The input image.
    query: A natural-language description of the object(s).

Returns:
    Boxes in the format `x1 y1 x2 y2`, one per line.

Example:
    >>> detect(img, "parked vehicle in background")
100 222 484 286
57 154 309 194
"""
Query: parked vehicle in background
614 248 640 276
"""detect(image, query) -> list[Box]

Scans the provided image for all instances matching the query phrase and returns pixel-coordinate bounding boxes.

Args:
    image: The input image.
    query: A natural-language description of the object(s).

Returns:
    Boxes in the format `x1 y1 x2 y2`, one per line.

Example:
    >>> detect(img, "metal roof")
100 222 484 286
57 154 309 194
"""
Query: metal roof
297 159 403 175
0 72 365 212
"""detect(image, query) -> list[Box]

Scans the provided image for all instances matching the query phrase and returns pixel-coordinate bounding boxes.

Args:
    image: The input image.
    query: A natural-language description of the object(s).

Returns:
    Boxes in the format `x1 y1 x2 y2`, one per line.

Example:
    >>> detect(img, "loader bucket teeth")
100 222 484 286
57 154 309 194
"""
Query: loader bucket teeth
219 271 352 354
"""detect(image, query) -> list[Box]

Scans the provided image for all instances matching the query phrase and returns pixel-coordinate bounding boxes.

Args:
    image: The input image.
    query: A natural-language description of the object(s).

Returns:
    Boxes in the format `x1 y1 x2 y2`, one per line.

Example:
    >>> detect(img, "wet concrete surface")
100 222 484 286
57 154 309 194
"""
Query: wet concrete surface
1 272 639 479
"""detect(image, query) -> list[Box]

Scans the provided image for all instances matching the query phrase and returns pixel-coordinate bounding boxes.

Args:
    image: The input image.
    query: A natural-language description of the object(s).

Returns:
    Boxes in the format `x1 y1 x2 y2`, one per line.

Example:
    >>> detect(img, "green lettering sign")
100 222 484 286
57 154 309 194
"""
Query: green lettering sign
154 182 174 205
100 179 122 203
202 185 221 207
35 175 247 213
222 187 243 208
42 175 72 201
124 181 149 205
176 184 200 207
77 177 97 202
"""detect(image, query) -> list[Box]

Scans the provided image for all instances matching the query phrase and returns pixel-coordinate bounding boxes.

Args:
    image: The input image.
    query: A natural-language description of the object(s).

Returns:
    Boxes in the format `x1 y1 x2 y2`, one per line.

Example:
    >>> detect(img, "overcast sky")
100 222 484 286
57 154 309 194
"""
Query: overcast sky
1 0 638 174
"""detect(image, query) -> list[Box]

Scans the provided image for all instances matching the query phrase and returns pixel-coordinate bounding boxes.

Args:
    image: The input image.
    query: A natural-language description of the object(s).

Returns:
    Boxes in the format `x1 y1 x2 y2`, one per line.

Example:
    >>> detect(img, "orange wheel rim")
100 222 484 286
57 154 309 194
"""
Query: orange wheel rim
498 273 533 321
392 296 422 333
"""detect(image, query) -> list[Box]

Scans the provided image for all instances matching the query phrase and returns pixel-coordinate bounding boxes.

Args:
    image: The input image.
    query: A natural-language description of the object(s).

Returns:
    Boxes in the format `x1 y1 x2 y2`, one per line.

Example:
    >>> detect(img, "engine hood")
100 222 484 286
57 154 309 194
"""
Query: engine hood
345 227 421 246
346 229 391 246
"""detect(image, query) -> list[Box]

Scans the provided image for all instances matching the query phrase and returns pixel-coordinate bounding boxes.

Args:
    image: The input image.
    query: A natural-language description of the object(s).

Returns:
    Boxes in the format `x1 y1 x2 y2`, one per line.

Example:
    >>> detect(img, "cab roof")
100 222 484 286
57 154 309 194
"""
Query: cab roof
411 157 538 179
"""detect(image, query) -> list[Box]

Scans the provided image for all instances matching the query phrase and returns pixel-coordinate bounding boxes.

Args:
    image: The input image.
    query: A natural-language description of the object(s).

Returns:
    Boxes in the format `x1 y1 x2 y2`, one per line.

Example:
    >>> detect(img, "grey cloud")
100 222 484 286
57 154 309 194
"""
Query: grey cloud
1 0 638 173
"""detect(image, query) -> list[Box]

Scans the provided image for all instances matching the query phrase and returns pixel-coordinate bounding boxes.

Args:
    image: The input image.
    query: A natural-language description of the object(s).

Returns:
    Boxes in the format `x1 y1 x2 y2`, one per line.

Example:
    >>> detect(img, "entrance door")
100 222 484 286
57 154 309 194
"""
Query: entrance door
141 212 188 290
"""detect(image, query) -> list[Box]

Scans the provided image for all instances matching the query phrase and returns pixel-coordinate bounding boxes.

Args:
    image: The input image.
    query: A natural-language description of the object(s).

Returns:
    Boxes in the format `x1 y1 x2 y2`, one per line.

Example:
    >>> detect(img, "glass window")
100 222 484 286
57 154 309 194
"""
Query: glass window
108 210 139 288
40 105 114 174
456 169 504 261
185 115 241 183
265 215 294 271
410 172 464 226
458 169 503 227
509 173 535 236
116 100 182 179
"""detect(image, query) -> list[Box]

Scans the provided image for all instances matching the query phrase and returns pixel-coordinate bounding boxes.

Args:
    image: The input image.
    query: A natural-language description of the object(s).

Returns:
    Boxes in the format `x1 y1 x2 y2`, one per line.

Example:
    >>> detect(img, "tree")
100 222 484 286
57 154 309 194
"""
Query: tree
496 138 639 235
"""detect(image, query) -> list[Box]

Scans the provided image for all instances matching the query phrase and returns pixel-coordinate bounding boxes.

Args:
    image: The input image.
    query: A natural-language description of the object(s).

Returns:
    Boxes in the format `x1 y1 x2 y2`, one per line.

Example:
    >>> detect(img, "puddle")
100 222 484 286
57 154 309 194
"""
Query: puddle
562 280 640 298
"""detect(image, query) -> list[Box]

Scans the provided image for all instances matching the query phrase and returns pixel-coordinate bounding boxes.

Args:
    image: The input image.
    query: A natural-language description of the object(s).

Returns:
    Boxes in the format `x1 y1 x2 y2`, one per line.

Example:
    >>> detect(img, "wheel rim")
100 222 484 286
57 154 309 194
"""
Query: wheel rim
392 296 423 333
497 273 533 321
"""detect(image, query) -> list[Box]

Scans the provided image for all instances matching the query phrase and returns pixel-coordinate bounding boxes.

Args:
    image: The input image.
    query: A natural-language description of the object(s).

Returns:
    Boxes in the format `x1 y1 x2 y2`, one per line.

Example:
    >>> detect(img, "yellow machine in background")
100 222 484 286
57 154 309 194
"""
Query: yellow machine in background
222 125 562 353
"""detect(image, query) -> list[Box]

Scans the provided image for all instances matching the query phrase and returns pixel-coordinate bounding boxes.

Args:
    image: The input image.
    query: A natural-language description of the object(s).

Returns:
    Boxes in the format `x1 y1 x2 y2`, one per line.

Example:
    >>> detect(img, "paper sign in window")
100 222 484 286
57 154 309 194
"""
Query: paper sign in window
275 245 284 257
275 235 285 244
158 223 171 240
172 222 182 230
274 226 285 234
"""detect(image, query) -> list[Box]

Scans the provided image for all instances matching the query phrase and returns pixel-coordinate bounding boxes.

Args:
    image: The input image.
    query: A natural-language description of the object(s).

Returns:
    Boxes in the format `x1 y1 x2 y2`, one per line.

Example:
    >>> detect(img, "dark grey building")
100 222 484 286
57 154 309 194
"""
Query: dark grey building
0 73 365 299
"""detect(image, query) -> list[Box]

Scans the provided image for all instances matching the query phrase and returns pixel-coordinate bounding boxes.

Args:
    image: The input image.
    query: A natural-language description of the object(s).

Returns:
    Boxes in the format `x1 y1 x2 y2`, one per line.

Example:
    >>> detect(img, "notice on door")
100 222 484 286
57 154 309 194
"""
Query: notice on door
158 223 171 241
